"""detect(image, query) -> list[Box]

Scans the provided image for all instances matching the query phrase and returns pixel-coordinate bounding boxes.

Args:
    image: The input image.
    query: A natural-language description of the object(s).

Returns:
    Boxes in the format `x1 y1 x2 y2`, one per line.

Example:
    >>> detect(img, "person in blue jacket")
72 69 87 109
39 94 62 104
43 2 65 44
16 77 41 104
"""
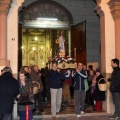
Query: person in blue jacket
48 62 64 120
72 63 87 118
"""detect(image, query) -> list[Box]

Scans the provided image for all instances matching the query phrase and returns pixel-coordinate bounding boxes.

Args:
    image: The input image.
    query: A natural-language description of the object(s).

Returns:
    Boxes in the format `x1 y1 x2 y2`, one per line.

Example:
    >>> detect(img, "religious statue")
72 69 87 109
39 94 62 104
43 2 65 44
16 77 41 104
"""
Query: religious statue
59 31 65 52
56 31 65 53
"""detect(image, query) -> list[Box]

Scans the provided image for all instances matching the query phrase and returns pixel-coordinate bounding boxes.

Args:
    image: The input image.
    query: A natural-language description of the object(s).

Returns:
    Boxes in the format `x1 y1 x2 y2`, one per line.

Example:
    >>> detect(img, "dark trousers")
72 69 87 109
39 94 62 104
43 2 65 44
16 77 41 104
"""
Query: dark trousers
112 92 120 117
0 114 12 120
85 87 94 105
19 110 32 120
46 85 51 103
34 92 44 111
74 90 86 114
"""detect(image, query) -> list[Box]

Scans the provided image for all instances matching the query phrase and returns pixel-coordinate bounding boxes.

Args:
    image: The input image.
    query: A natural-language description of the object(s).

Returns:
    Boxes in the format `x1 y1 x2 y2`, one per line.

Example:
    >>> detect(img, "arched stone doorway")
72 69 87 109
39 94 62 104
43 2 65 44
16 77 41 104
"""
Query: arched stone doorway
18 0 87 71
18 0 74 70
19 0 73 27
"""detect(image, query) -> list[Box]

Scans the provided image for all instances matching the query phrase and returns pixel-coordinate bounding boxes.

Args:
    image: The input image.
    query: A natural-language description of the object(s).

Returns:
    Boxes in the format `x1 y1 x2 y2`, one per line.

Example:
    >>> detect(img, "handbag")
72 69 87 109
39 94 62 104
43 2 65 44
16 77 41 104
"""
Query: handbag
18 94 30 104
84 79 89 92
18 85 30 104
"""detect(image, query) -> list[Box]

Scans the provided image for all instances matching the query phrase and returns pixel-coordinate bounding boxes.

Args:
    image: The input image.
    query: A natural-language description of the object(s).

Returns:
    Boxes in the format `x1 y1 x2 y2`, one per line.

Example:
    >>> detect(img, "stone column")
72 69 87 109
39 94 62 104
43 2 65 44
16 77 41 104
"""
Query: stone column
95 0 115 74
0 0 11 68
95 0 115 114
7 0 24 74
108 0 120 60
7 0 24 119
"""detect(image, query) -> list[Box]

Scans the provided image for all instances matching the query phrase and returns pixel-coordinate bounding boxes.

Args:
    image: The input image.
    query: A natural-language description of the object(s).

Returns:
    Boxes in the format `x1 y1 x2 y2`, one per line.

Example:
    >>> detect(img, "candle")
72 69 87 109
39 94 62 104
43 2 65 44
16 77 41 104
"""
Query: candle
74 48 76 60
50 50 51 58
69 49 71 57
50 49 52 58
51 49 52 58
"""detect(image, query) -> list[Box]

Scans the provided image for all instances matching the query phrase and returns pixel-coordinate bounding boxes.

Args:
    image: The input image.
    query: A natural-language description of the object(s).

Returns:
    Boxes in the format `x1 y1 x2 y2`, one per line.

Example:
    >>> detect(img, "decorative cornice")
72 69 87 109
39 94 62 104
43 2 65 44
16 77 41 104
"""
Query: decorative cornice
96 0 101 5
108 0 120 20
95 5 104 17
19 0 73 25
0 0 12 15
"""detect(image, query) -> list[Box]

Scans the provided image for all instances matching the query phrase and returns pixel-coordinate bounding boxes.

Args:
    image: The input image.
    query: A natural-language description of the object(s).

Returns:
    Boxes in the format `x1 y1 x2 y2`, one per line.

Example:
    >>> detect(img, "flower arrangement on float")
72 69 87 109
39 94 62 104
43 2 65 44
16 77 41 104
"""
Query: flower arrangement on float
51 55 75 64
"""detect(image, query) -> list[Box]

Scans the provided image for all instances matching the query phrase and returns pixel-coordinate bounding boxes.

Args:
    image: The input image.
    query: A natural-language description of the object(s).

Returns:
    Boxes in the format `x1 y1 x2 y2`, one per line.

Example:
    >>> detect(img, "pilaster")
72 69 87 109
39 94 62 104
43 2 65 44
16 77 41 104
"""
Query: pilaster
108 0 120 59
0 0 12 67
0 0 12 15
95 0 115 114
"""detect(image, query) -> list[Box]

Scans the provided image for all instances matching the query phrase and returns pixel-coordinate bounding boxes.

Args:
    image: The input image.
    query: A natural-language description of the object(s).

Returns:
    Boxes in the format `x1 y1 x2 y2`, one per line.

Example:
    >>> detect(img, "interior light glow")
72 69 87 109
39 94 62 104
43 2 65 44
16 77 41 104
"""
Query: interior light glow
36 18 58 21
35 37 38 41
32 47 36 51
21 46 24 49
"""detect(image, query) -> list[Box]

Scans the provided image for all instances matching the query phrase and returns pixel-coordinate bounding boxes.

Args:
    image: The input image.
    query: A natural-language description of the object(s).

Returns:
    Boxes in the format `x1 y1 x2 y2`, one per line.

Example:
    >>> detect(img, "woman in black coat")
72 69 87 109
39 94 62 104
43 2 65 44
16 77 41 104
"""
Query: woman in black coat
92 69 105 111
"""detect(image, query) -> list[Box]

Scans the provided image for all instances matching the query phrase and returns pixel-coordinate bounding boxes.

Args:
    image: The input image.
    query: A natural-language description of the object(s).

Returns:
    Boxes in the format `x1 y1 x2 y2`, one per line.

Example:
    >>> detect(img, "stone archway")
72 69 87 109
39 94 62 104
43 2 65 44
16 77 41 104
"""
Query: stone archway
7 0 74 76
19 0 73 28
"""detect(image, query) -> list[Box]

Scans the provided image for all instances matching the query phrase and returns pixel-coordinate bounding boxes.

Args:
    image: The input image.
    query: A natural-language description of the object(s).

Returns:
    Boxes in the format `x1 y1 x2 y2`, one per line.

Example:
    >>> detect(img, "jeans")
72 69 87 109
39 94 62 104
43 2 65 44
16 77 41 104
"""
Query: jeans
0 114 12 120
19 110 33 120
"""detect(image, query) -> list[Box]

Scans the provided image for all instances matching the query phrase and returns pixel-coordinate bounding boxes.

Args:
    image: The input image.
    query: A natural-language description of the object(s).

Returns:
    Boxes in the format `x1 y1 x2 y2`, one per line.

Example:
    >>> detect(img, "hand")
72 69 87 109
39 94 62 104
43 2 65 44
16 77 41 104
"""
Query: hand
39 73 41 77
20 80 25 86
76 68 79 73
57 68 60 72
17 94 21 98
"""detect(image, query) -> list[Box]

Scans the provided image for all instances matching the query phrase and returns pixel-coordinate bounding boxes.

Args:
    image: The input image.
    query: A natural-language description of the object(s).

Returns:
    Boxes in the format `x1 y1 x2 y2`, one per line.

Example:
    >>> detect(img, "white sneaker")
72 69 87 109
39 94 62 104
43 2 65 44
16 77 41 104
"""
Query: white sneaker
77 114 81 118
81 111 84 114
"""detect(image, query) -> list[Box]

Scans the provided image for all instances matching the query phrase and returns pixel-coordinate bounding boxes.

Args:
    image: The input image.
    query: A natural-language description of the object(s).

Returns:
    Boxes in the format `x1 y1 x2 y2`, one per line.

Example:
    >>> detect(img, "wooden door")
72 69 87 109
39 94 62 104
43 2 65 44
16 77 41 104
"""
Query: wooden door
18 23 22 71
71 21 86 65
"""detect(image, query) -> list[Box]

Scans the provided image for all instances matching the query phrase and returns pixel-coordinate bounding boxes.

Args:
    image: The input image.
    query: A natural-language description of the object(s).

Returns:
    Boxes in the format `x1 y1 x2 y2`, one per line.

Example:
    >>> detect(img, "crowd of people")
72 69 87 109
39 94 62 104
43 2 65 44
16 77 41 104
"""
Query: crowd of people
0 58 120 120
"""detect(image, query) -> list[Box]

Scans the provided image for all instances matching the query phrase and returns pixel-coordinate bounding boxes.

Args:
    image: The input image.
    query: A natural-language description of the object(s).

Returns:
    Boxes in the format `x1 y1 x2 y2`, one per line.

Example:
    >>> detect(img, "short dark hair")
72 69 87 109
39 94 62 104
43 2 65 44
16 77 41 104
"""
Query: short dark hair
2 67 12 74
52 61 58 65
111 58 119 66
19 70 26 76
88 65 93 70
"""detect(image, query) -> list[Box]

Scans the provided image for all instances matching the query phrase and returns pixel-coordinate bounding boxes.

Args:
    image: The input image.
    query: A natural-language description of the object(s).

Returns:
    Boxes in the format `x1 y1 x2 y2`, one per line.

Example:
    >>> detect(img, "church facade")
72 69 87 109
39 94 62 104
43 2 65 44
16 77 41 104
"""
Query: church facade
0 0 120 117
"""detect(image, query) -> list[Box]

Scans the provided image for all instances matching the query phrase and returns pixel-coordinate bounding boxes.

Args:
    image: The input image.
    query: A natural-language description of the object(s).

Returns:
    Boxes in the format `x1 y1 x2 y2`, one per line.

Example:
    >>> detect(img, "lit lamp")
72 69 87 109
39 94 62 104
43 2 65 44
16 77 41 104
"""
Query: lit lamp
32 47 36 51
21 46 24 49
36 18 58 21
35 37 38 41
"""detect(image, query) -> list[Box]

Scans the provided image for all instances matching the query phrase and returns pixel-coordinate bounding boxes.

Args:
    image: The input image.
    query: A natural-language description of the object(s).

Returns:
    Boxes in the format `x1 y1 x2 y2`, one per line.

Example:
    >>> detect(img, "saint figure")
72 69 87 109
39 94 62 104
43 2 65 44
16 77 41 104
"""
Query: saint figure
58 32 65 52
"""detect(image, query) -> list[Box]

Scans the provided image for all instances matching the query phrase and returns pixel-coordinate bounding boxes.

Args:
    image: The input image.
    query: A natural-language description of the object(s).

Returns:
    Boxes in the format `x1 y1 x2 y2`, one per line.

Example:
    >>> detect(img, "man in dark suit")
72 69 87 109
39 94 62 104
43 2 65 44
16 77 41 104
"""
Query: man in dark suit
110 58 120 119
0 67 19 120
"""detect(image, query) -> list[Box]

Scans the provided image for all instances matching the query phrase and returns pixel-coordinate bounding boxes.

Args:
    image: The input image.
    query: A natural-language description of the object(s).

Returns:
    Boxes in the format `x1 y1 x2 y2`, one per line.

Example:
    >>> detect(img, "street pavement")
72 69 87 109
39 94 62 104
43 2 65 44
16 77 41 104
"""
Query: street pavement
15 113 112 120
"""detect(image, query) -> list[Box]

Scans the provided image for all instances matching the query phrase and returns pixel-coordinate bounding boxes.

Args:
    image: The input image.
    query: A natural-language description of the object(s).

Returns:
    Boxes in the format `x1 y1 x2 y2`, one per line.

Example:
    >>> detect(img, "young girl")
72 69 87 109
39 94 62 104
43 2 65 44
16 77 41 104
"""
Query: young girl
17 70 35 120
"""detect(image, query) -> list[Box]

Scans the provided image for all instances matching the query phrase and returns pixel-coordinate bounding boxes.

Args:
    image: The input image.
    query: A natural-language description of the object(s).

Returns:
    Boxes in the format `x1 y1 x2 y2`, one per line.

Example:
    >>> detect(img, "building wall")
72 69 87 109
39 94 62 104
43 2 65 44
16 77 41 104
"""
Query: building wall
23 0 100 69
7 0 100 74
